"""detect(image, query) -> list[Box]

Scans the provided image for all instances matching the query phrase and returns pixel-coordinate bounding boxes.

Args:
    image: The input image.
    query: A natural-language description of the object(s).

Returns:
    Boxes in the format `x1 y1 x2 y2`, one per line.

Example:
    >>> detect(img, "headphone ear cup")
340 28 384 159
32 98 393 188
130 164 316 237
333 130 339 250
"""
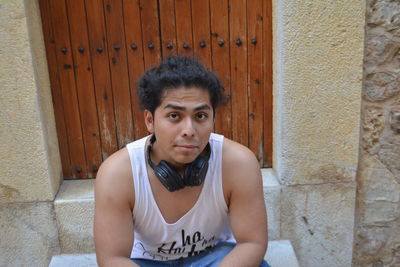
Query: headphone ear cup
156 160 185 191
184 156 209 186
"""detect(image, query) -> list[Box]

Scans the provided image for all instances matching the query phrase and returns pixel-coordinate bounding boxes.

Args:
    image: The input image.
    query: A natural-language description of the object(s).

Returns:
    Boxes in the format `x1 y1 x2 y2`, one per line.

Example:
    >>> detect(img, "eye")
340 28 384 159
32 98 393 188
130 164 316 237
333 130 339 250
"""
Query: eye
196 113 209 120
167 113 179 120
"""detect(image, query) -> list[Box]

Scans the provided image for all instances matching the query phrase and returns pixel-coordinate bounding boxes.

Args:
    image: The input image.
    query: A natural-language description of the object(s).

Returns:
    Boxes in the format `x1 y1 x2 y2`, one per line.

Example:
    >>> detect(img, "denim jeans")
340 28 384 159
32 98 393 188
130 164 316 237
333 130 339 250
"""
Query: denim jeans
131 241 271 267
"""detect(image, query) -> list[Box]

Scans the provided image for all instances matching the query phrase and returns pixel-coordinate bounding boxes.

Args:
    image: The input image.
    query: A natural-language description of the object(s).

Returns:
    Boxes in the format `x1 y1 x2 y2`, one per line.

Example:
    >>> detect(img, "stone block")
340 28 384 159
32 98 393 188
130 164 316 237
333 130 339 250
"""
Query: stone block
378 143 400 183
0 202 60 267
361 107 385 153
365 35 400 65
48 240 300 267
367 0 400 36
265 240 300 267
280 182 356 267
55 172 280 253
364 72 400 102
357 152 400 224
353 223 400 267
262 169 281 241
49 253 98 267
55 180 95 253
352 152 400 266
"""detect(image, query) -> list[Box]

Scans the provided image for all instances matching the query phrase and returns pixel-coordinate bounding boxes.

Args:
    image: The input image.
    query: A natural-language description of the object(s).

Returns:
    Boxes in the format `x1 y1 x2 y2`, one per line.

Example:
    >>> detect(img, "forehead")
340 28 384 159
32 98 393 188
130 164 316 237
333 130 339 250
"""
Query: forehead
160 87 211 106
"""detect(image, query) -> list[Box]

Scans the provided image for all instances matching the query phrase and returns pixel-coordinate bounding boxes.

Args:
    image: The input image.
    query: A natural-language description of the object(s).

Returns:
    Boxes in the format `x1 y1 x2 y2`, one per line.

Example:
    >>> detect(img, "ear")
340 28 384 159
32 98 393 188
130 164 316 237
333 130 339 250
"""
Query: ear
144 110 155 133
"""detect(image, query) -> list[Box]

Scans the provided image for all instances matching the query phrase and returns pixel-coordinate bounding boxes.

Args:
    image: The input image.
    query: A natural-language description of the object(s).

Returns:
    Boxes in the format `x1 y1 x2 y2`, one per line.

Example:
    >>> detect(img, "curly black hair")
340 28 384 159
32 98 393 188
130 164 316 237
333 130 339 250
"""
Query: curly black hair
137 56 227 115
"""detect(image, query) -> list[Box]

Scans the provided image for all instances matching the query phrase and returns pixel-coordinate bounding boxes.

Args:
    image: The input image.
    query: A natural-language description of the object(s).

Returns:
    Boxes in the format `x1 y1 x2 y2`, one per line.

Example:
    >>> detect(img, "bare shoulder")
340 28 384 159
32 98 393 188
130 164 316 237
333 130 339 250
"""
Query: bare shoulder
222 137 261 184
95 147 134 208
221 137 263 206
222 137 260 170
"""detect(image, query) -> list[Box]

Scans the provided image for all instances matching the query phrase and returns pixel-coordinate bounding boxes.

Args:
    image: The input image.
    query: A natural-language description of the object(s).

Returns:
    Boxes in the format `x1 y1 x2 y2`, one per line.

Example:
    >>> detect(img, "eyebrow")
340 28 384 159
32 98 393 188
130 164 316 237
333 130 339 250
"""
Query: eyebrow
164 104 211 112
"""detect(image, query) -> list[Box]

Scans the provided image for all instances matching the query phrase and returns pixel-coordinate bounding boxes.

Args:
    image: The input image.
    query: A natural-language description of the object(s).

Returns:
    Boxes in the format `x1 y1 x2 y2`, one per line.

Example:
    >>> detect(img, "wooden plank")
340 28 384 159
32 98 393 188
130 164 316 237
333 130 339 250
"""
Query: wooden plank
85 0 118 161
229 0 248 146
66 0 102 178
263 0 273 167
191 0 212 68
247 0 264 164
49 0 87 179
175 0 193 56
103 0 134 148
139 0 162 69
159 0 177 58
122 0 148 139
39 0 72 178
210 0 232 139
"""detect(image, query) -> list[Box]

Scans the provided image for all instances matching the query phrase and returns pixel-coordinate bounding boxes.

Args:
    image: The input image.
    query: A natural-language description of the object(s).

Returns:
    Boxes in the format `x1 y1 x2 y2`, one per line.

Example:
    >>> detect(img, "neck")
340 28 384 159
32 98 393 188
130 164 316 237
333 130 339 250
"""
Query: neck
148 138 186 172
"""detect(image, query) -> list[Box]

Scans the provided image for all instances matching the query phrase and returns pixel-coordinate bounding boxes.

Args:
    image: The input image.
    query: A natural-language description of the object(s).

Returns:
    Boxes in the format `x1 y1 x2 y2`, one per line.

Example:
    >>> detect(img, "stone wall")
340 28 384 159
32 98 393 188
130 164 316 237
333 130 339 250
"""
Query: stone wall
0 0 371 266
353 0 400 266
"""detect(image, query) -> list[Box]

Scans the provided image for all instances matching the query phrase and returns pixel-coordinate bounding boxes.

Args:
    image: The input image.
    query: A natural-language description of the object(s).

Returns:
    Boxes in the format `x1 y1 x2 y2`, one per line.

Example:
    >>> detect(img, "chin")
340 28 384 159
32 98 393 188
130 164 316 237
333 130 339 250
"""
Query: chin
174 154 198 165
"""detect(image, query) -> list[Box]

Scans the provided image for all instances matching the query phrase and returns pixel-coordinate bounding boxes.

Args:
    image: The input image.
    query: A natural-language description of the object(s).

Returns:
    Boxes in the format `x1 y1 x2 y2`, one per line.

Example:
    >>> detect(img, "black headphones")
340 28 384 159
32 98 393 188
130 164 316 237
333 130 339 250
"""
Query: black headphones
146 135 211 192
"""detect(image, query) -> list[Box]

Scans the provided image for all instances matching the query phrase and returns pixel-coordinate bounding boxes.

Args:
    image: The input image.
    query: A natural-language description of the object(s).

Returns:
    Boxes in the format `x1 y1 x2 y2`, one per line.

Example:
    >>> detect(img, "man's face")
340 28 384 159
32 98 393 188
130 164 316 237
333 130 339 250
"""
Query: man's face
144 87 214 169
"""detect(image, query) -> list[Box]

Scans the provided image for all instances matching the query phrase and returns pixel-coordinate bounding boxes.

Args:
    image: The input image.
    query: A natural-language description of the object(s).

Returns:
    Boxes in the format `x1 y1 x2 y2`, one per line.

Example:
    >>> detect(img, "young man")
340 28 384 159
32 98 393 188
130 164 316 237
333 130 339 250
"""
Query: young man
94 56 270 267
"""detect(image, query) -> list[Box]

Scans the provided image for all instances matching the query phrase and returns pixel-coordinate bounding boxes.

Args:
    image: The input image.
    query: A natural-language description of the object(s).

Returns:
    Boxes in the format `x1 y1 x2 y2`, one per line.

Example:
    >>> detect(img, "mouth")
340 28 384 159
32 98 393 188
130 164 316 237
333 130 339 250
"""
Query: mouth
174 145 199 151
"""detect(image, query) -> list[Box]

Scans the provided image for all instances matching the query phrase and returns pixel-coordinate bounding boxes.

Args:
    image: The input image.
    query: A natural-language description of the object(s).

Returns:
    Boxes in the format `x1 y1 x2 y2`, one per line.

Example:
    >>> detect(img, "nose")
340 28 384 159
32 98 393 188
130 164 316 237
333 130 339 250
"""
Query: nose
182 117 195 137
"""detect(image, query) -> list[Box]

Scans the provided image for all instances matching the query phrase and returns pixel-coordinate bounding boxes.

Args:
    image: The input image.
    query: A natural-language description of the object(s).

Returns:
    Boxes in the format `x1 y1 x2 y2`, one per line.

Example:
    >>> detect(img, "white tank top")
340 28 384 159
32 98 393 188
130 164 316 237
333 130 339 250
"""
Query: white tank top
127 133 234 260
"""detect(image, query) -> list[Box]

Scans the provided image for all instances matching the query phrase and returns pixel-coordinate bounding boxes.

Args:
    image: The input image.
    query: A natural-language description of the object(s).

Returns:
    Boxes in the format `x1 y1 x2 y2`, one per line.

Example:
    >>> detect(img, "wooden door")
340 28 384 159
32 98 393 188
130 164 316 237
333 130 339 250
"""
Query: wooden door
39 0 272 179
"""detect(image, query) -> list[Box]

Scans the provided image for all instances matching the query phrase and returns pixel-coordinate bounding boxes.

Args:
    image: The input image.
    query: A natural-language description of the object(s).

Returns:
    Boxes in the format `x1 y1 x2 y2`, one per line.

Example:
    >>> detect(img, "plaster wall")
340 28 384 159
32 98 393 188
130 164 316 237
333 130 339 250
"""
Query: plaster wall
273 0 365 186
0 0 62 203
273 0 365 266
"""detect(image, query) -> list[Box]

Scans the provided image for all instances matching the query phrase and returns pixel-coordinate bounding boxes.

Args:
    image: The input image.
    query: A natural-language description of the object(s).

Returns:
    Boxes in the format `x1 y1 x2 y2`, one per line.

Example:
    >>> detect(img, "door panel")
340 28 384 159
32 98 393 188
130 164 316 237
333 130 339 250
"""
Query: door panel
39 0 273 178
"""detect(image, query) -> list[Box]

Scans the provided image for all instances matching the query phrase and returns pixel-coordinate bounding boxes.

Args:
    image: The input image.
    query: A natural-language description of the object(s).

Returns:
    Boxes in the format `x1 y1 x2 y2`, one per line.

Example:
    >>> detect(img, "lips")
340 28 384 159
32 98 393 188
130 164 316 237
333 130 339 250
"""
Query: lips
175 145 199 151
173 141 199 148
177 145 197 148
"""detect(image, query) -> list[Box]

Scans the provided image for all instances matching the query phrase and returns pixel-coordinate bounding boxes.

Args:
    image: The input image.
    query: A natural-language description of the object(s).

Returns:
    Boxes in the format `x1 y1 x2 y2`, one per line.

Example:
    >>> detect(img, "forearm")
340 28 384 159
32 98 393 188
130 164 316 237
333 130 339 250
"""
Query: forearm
99 256 139 267
219 242 267 267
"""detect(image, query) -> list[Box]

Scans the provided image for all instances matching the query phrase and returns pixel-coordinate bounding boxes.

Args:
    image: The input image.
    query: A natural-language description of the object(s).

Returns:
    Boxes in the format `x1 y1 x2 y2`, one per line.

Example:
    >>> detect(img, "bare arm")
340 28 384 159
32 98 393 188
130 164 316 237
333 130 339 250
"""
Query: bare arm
220 140 268 267
94 149 139 267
